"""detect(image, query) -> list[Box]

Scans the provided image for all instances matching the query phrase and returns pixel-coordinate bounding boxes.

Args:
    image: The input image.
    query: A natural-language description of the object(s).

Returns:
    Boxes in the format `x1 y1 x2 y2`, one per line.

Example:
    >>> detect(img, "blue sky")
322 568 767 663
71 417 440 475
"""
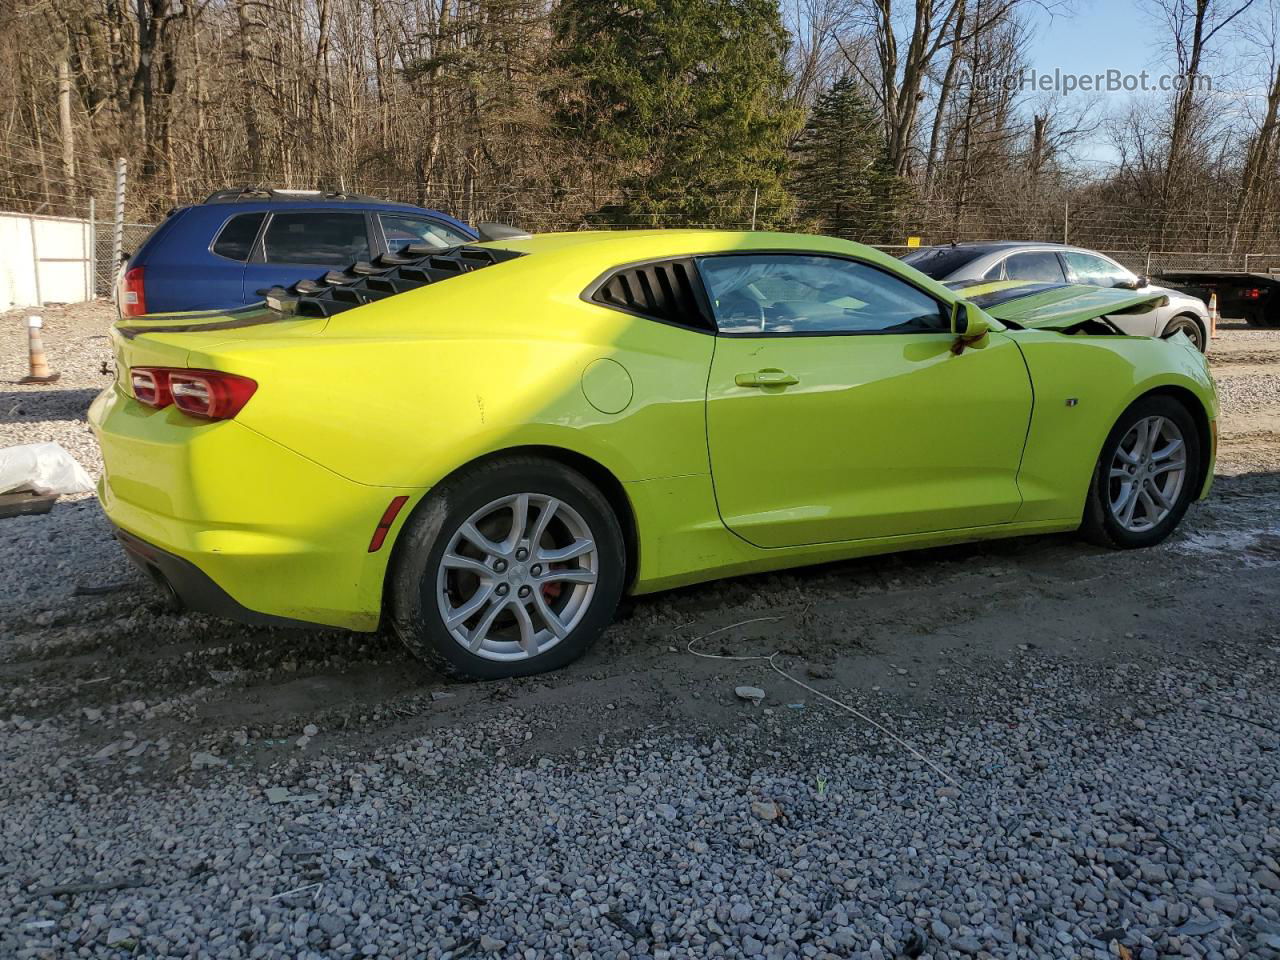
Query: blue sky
1025 0 1153 84
1023 0 1160 167
1020 0 1262 168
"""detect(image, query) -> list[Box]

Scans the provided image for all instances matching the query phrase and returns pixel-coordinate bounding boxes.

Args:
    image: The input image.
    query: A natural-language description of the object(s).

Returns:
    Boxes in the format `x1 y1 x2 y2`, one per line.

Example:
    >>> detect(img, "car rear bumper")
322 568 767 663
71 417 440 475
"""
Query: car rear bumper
89 384 422 631
114 526 319 628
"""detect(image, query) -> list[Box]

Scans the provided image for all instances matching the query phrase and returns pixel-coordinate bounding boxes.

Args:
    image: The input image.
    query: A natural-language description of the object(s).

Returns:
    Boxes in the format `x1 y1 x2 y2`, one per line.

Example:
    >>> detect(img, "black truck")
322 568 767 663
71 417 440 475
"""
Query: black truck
1155 269 1280 328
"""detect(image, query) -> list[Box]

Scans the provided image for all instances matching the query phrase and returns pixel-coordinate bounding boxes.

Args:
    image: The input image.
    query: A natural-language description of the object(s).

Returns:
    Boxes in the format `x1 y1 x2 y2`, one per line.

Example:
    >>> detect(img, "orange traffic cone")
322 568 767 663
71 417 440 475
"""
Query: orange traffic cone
19 314 60 384
1208 292 1220 340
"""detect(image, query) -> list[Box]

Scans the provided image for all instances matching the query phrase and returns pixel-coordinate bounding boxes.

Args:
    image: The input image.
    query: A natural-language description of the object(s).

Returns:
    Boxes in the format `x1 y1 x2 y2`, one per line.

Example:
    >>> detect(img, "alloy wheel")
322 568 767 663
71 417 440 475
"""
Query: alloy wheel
436 493 598 662
1167 319 1204 351
1107 415 1187 533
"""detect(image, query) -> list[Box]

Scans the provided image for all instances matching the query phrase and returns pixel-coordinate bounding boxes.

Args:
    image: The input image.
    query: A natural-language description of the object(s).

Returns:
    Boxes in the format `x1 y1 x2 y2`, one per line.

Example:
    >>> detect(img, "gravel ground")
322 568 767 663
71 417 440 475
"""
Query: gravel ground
2 304 1279 960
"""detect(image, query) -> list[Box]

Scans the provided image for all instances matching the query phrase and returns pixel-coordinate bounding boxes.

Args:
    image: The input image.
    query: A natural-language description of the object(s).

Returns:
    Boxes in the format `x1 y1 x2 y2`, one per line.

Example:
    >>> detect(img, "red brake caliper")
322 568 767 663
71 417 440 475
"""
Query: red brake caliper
542 565 563 601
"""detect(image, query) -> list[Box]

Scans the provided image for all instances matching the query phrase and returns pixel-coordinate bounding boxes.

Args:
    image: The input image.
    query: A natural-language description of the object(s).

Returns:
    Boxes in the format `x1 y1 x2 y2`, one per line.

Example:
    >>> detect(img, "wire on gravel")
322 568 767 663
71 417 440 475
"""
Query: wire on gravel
684 617 962 789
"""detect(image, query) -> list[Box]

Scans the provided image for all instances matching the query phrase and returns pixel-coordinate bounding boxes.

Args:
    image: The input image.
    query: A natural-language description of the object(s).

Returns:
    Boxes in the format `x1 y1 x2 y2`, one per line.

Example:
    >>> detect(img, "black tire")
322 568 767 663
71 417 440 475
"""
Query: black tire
1161 314 1206 352
1080 395 1201 549
388 455 626 679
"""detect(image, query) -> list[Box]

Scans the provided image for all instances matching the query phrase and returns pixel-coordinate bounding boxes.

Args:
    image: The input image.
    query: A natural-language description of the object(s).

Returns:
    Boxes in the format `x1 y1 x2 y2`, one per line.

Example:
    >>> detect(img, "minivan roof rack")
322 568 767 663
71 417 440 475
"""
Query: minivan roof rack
202 187 387 205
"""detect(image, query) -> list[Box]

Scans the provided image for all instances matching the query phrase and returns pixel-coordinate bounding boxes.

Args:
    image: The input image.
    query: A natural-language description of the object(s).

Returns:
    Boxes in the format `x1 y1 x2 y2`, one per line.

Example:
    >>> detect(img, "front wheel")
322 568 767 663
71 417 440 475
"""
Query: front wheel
388 456 626 679
1080 396 1201 549
1162 315 1206 352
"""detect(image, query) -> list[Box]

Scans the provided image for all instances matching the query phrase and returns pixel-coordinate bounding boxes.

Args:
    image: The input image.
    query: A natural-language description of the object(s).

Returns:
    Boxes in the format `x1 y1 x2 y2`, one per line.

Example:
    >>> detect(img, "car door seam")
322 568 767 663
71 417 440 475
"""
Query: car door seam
1008 336 1037 520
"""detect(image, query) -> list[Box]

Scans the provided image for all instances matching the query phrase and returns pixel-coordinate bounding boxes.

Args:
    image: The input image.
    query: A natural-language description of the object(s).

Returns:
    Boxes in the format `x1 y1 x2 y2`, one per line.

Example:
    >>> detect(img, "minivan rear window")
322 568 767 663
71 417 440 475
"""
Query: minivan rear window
212 213 266 261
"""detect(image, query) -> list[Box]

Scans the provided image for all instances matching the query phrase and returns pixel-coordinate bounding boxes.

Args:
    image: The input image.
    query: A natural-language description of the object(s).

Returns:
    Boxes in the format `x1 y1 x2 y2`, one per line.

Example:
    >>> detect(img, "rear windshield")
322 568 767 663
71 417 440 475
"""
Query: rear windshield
901 246 991 279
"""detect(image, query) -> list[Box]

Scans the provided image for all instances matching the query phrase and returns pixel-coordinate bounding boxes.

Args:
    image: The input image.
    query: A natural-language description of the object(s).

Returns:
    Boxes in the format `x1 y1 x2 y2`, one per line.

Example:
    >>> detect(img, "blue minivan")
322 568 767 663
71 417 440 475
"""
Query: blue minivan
117 189 478 317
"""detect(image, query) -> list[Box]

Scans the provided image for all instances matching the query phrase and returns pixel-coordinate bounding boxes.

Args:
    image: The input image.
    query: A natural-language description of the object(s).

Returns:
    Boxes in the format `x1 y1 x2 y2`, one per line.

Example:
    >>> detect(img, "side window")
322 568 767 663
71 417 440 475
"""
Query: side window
261 212 371 266
698 254 947 335
1062 252 1131 288
982 261 1005 280
1003 251 1067 283
591 259 712 331
380 214 472 251
211 213 265 262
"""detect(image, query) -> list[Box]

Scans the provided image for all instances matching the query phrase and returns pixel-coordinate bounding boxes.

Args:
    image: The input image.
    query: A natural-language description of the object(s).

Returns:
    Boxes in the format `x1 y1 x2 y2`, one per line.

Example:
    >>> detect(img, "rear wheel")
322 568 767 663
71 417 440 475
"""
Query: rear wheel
1161 314 1206 352
388 456 626 679
1080 396 1201 549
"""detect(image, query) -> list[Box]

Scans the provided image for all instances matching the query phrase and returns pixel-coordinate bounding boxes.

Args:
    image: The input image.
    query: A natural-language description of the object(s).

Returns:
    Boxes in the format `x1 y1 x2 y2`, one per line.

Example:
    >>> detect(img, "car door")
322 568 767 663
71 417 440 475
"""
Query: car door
701 253 1033 548
1060 251 1161 336
241 210 374 301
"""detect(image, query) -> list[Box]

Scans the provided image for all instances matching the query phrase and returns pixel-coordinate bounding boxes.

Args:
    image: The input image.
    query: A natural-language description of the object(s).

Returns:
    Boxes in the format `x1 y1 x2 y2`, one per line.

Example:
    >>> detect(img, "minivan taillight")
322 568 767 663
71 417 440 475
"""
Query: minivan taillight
121 266 146 317
129 367 257 420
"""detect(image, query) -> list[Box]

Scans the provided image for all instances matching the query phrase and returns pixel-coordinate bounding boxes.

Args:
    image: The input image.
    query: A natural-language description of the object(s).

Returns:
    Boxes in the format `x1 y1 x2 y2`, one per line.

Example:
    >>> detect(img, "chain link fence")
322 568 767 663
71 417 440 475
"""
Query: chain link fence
90 220 155 297
8 200 1280 309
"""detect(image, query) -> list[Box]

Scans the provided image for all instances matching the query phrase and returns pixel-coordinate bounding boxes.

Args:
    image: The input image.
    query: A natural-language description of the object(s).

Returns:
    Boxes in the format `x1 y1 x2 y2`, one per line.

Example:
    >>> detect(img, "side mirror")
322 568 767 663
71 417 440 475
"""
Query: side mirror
1114 277 1143 290
1136 274 1150 288
950 300 991 339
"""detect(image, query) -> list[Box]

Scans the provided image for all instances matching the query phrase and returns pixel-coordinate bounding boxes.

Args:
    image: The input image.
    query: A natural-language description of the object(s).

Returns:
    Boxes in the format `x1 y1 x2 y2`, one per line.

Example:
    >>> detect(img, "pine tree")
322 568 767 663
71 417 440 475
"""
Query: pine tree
791 77 910 242
549 0 801 227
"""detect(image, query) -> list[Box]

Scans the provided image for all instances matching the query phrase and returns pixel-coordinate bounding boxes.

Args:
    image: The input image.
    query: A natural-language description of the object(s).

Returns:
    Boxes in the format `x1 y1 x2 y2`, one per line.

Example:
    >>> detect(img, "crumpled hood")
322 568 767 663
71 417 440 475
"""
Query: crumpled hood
945 280 1166 330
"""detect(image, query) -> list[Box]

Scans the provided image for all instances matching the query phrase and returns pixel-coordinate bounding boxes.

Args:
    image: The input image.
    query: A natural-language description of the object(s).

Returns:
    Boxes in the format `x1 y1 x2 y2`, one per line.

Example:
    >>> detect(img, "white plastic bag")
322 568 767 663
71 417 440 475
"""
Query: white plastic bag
0 442 95 496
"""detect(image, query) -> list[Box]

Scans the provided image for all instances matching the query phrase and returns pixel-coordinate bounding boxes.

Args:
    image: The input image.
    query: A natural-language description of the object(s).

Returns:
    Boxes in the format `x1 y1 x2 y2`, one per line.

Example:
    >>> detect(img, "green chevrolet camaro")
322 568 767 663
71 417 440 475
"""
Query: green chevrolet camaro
90 231 1217 678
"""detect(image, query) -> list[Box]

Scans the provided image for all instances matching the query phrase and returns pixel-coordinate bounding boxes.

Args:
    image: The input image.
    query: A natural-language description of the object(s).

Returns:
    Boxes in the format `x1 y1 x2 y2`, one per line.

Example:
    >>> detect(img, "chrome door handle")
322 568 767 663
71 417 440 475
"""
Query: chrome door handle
735 369 799 388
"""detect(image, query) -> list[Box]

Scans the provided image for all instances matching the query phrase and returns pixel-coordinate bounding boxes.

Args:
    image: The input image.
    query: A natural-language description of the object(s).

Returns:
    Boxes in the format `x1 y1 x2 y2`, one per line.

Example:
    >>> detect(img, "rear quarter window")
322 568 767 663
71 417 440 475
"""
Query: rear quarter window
211 213 266 261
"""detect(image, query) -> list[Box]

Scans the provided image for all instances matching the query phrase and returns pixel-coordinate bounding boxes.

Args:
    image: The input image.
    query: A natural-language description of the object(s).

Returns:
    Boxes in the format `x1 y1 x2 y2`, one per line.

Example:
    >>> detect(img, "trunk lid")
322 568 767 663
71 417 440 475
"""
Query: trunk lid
111 305 326 371
946 280 1166 330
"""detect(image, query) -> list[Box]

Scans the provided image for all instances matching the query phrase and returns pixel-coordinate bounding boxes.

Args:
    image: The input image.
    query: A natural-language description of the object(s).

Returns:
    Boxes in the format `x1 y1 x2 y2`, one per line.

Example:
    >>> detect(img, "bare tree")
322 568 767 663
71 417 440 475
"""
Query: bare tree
1232 0 1280 249
1143 0 1258 210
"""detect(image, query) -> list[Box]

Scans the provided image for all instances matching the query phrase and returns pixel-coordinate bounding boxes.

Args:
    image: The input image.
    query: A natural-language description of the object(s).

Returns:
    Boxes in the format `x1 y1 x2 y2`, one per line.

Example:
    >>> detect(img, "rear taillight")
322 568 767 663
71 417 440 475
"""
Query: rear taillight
130 368 171 407
128 367 257 420
121 266 146 317
1243 288 1262 300
169 371 258 419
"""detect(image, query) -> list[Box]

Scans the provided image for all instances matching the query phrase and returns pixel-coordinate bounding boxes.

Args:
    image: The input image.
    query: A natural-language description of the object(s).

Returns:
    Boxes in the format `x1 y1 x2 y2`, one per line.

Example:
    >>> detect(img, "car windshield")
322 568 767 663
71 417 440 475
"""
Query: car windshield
900 246 991 279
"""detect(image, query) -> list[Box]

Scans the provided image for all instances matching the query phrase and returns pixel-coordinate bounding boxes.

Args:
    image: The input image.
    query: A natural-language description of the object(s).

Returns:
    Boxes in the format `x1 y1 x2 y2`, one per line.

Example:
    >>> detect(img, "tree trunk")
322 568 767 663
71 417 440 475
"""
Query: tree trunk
235 0 263 181
58 53 75 199
924 1 967 195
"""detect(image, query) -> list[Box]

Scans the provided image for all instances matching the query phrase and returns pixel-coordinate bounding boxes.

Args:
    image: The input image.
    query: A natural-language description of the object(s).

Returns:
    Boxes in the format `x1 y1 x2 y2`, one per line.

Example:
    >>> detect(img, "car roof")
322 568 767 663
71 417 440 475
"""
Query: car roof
203 187 415 207
911 241 1129 257
477 229 874 256
470 229 964 303
169 188 466 228
913 241 1066 253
